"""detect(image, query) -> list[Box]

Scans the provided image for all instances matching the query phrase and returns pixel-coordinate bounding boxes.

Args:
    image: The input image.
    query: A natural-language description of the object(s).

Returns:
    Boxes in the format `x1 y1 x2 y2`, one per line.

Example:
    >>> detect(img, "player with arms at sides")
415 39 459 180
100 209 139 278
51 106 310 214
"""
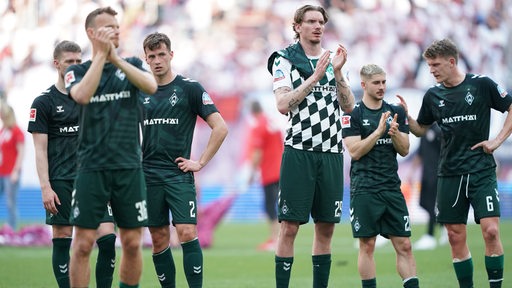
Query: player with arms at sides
410 123 446 250
342 64 419 288
247 100 283 252
0 102 24 231
140 32 228 288
64 7 157 288
399 38 512 288
267 4 355 288
28 40 117 288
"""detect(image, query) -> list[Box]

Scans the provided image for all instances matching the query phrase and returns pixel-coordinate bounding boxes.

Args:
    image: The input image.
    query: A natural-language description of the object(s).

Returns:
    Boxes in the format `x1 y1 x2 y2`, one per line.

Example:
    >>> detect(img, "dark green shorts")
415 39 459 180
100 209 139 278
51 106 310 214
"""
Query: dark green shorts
71 169 147 229
278 147 343 224
437 169 500 224
47 180 113 226
146 182 197 227
350 191 411 238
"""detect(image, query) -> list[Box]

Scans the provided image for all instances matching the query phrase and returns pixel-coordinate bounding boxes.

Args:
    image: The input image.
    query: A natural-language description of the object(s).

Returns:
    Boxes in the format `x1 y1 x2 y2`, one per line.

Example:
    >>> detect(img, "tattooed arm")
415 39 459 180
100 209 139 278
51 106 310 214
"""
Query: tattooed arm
332 44 355 113
274 51 331 115
335 74 355 113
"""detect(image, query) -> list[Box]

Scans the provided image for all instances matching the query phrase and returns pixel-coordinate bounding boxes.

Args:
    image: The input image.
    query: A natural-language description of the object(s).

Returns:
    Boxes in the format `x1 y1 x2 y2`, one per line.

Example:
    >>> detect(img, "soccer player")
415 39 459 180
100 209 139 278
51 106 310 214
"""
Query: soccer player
28 40 117 288
342 64 419 288
399 38 512 288
266 4 355 287
141 32 228 288
64 7 157 288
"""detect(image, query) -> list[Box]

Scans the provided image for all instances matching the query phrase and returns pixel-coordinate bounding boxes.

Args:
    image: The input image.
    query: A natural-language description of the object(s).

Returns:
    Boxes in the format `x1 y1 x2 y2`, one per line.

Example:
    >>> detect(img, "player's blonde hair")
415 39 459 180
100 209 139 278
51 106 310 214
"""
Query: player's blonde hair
360 64 386 81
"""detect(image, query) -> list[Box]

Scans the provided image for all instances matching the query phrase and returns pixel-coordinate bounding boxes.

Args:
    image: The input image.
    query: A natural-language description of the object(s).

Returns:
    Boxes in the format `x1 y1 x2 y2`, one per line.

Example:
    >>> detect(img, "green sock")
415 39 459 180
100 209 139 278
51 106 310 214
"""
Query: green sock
152 246 176 288
275 256 293 288
403 277 419 288
362 278 376 288
485 255 504 288
182 238 203 288
52 238 72 288
312 254 331 288
95 233 116 288
453 258 474 288
119 283 138 288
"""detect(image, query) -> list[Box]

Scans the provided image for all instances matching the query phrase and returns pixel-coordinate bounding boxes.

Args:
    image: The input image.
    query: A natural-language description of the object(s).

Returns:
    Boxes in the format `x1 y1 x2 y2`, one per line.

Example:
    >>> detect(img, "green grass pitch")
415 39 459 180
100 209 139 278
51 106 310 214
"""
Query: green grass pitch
0 222 510 287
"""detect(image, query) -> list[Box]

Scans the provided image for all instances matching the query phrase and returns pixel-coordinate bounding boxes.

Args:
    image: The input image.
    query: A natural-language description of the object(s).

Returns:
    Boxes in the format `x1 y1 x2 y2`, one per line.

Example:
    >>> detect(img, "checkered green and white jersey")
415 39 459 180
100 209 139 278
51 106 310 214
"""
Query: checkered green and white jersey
271 51 343 153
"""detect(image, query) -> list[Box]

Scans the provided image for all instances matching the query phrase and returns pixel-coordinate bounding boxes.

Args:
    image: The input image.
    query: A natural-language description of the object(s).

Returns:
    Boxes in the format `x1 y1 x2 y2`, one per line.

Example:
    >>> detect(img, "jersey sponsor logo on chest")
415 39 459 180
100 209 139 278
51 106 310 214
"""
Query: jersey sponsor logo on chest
312 86 336 93
60 126 79 133
90 91 131 103
143 118 179 125
441 114 477 124
376 138 392 145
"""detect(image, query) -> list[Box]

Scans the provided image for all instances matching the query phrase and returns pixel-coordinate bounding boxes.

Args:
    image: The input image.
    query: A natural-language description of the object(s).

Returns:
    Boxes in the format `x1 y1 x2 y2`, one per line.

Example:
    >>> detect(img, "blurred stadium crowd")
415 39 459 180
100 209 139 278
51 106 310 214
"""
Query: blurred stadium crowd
0 0 511 189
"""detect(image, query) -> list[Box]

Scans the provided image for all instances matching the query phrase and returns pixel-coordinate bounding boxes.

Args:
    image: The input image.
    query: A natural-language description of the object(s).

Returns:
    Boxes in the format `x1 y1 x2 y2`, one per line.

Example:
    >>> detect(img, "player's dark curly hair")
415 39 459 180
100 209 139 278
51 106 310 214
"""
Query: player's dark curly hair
423 38 459 63
292 5 329 40
143 32 171 52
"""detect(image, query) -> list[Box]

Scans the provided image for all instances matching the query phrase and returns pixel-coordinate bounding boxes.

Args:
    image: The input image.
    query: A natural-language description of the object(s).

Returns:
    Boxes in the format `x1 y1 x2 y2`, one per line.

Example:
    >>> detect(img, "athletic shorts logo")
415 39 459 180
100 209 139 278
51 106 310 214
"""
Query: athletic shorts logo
281 201 289 215
353 219 361 232
29 108 37 122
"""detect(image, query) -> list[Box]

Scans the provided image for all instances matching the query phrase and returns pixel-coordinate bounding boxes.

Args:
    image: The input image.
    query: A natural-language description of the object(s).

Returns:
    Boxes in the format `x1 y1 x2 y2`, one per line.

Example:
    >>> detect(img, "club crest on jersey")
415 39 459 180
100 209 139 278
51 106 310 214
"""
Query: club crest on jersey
115 69 126 81
143 97 150 104
273 69 285 82
202 92 214 105
465 91 474 105
29 108 37 122
341 115 351 128
64 71 75 88
56 106 64 113
169 92 178 106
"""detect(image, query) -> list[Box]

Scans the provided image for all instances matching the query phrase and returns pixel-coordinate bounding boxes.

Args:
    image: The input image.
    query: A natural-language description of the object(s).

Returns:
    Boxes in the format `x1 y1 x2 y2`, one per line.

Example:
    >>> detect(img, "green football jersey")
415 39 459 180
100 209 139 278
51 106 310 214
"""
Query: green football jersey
417 74 512 176
342 101 409 194
27 85 80 180
65 57 145 171
140 75 219 185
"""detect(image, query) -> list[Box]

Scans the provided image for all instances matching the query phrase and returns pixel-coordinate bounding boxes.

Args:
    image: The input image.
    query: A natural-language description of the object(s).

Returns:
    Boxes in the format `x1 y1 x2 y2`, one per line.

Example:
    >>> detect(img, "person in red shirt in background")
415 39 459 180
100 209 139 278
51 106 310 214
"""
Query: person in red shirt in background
0 101 25 230
247 100 284 251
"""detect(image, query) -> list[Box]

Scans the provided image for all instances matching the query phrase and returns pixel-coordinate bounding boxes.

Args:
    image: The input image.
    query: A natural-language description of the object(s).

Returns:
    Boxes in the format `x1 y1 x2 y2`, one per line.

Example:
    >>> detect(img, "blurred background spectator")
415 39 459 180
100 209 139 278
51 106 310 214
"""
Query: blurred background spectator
0 101 25 230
